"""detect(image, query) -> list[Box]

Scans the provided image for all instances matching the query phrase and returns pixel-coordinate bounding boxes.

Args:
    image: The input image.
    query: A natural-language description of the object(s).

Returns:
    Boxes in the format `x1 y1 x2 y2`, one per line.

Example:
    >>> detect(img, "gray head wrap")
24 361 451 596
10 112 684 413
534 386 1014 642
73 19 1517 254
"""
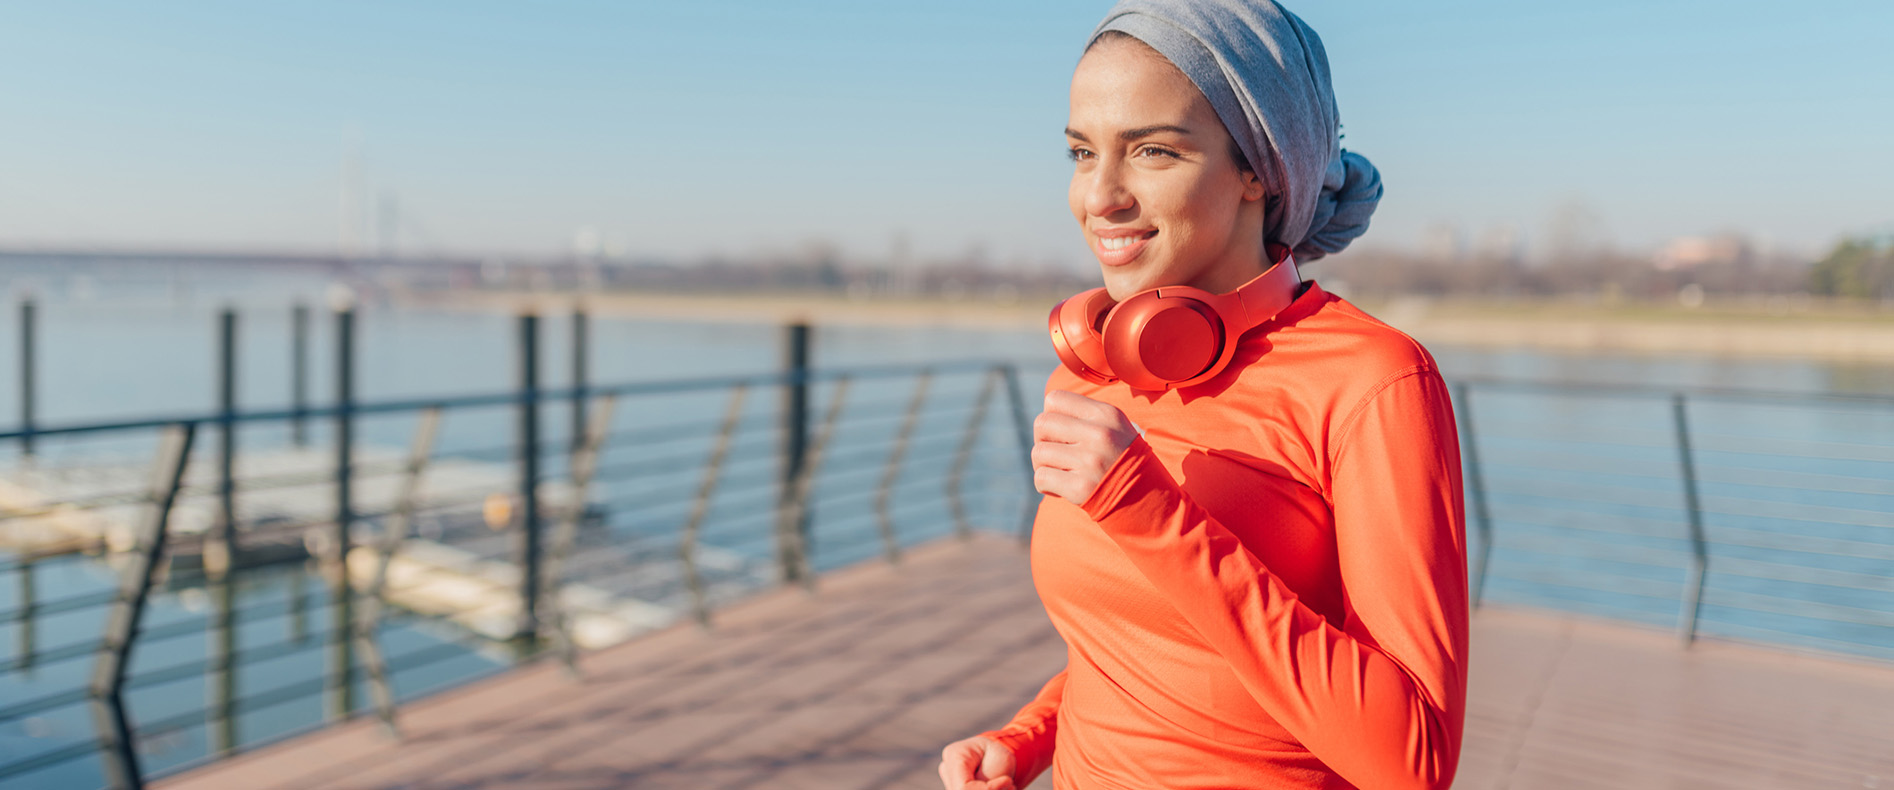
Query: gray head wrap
1090 0 1381 260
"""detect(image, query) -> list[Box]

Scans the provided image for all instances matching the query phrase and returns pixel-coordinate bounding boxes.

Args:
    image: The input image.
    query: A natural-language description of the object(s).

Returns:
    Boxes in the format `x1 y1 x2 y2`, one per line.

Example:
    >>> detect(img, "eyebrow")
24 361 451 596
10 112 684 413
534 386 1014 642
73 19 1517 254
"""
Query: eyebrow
1065 124 1193 143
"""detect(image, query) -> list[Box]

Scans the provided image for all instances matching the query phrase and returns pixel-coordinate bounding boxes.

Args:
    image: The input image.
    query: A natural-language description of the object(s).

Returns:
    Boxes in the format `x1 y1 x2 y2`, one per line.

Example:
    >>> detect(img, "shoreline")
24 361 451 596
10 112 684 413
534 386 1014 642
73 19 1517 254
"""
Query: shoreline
391 289 1894 363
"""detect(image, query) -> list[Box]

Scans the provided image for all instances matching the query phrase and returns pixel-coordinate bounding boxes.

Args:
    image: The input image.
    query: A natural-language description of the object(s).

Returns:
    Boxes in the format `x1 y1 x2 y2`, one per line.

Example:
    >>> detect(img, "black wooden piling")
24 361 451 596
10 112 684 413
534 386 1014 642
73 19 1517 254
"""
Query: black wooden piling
292 303 309 447
328 304 356 720
212 308 239 753
16 561 33 674
777 322 811 584
571 308 588 457
18 299 34 457
216 308 238 561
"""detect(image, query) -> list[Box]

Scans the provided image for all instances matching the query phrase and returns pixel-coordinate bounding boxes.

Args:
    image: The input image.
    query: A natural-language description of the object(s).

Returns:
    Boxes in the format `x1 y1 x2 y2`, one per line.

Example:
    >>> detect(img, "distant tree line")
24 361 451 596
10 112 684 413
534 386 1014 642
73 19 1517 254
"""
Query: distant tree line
1310 244 1821 302
1807 238 1894 300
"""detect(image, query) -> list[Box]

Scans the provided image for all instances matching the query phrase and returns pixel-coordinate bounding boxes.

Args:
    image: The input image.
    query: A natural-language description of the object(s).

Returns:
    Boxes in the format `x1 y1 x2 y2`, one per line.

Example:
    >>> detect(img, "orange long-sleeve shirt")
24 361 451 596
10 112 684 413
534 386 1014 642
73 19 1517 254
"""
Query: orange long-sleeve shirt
981 281 1469 790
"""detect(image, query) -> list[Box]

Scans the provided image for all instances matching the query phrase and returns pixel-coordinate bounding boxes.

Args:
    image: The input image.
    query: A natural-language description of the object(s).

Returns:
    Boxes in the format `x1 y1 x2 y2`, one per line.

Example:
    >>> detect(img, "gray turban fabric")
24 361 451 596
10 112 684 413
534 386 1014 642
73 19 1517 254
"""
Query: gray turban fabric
1091 0 1382 260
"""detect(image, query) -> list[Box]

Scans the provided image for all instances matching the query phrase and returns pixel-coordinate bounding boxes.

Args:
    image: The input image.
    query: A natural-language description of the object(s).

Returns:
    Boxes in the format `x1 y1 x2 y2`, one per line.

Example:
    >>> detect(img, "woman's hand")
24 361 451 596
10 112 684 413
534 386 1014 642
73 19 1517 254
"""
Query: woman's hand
1032 390 1139 504
938 736 1017 789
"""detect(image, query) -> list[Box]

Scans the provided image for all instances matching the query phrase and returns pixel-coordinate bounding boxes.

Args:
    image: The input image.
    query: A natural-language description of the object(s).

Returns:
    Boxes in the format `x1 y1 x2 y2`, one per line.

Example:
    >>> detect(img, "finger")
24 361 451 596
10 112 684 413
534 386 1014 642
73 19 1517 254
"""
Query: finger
1033 466 1069 497
981 740 1017 783
1045 389 1121 422
1032 411 1081 444
1034 466 1090 501
1035 443 1113 482
939 743 976 787
1034 411 1112 446
1031 440 1089 472
1047 391 1137 437
1043 389 1099 415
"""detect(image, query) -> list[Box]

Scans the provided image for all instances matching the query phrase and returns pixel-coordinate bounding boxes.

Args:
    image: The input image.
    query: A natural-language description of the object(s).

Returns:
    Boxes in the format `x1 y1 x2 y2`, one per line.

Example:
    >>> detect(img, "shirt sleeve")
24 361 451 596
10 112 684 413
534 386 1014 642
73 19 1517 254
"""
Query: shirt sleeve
1080 367 1468 790
978 668 1066 788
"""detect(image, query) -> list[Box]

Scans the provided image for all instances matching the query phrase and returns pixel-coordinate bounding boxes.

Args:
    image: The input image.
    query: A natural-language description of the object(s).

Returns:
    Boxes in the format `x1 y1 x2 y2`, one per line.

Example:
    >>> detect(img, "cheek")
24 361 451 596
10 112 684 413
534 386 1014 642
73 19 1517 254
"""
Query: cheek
1171 175 1243 243
1138 179 1199 246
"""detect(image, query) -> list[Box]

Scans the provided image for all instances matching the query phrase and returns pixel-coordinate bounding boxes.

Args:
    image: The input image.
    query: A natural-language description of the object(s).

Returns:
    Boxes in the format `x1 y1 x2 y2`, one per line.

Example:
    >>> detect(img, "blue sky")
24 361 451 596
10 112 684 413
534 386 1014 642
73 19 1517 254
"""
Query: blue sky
2 0 1890 267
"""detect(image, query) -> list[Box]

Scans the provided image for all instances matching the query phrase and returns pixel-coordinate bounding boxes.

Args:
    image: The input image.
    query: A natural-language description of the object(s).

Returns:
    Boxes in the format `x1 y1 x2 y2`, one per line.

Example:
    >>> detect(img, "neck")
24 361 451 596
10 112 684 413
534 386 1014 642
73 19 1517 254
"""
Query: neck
1187 242 1271 294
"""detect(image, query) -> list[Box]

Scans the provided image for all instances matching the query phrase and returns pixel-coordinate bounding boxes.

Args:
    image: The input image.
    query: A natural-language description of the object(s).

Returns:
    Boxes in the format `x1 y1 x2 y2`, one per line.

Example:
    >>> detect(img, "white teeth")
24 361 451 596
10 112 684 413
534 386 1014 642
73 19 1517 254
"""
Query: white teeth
1101 235 1141 251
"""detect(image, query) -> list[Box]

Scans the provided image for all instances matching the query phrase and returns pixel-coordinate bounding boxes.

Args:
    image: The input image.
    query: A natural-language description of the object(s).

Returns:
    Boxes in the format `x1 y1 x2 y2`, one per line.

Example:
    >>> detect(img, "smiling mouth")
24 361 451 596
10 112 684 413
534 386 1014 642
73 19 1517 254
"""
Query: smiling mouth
1098 230 1157 251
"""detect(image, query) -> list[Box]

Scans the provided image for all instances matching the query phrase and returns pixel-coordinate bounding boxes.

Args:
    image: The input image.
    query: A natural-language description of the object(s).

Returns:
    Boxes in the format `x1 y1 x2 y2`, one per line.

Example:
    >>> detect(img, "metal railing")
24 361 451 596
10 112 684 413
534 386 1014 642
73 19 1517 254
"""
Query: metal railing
0 308 1038 790
1453 377 1894 658
5 297 1893 788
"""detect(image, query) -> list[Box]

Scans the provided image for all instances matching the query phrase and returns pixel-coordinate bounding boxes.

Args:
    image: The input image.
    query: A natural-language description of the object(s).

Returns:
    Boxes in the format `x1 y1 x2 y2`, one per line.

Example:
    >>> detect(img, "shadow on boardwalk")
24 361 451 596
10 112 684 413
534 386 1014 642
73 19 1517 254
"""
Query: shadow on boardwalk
161 533 1894 790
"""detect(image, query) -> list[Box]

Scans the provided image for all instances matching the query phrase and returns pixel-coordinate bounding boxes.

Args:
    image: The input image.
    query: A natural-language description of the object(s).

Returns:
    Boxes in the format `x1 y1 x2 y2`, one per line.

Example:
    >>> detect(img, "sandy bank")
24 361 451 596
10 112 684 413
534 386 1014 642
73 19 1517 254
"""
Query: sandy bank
395 289 1894 362
394 288 1055 330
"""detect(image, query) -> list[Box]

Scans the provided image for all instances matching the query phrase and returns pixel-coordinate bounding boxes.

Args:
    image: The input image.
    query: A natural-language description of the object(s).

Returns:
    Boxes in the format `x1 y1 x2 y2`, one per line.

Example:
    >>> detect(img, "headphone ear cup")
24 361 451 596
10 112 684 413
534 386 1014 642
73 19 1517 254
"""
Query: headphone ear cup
1100 292 1225 391
1049 288 1118 384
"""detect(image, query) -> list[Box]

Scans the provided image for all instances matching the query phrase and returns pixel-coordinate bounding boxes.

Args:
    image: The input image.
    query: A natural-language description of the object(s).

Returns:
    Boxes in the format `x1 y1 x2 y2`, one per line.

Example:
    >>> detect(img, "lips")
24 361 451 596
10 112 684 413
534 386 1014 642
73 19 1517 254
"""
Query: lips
1092 228 1157 266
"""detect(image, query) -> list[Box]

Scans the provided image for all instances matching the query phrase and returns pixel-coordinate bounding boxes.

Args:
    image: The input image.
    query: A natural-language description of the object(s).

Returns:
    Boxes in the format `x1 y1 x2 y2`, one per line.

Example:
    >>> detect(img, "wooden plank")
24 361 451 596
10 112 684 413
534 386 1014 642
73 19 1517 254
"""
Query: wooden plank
158 534 1894 790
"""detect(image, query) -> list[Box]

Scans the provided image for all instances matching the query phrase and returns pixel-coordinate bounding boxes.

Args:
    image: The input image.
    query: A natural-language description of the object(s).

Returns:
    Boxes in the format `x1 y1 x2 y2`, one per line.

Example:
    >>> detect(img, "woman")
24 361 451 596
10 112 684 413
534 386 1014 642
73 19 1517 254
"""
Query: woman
938 2 1467 788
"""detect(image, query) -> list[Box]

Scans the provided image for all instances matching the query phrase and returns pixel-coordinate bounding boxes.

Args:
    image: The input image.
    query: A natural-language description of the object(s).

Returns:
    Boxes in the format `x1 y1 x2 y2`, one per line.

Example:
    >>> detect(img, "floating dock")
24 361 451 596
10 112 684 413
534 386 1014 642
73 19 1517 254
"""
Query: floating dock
0 447 775 650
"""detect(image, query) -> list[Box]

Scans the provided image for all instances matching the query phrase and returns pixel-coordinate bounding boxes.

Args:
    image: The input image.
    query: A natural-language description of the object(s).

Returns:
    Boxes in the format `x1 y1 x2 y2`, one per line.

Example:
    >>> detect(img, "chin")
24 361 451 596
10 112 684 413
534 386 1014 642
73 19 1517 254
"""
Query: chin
1097 272 1138 302
1097 265 1167 301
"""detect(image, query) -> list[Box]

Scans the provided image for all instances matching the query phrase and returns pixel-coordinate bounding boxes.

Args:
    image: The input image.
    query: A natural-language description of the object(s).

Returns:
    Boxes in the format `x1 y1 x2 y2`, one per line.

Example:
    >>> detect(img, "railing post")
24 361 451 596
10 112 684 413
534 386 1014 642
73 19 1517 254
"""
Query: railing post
1452 382 1494 608
541 395 614 675
357 407 441 736
777 322 811 585
682 385 749 628
18 297 35 458
781 377 850 590
1673 393 1710 646
947 370 998 541
875 370 931 564
209 570 236 756
292 302 309 448
999 364 1037 545
91 422 196 790
515 312 543 643
328 303 356 721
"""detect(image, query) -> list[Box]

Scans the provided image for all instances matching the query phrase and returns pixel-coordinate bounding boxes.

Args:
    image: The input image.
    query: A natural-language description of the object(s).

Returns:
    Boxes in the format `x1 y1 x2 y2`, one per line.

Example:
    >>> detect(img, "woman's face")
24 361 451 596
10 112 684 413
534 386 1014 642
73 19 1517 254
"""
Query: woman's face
1067 37 1267 300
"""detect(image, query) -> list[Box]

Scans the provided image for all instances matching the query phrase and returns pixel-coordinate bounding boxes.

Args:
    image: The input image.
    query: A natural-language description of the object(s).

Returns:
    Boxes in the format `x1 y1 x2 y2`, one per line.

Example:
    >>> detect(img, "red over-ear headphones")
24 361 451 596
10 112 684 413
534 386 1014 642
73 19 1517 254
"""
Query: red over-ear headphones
1049 244 1301 392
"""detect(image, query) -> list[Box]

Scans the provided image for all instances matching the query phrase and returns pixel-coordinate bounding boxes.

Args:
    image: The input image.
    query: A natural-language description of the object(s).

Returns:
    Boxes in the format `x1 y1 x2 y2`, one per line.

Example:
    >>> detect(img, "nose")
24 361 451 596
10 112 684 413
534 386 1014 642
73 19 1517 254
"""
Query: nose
1082 158 1135 219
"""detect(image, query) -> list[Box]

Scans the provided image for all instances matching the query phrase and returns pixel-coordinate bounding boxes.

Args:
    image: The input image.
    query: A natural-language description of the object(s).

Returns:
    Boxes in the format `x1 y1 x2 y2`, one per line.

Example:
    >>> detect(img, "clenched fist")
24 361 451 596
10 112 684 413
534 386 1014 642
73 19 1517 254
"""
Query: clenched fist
1032 390 1139 504
939 735 1016 789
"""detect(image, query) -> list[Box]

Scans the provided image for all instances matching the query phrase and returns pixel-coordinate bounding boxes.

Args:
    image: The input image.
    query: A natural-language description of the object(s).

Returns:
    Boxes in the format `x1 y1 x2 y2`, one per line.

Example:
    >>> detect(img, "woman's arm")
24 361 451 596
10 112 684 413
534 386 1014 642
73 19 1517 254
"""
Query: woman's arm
975 669 1066 787
1044 370 1469 789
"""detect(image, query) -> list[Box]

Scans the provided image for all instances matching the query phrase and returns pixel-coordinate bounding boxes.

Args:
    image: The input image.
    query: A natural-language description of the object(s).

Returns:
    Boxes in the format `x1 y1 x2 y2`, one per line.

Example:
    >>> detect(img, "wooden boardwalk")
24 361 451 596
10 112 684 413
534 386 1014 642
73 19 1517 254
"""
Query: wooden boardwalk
160 533 1894 790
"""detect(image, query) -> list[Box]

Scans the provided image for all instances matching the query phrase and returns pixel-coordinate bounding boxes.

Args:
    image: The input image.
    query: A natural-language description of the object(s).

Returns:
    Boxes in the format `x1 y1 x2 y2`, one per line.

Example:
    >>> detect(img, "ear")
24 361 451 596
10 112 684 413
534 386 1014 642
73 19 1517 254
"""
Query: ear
1240 169 1267 202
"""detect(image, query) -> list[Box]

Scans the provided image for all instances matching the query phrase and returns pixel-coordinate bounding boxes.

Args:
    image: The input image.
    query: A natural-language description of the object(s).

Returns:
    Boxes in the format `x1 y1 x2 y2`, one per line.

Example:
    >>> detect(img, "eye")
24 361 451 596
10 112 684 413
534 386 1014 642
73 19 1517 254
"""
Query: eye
1135 145 1181 160
1066 147 1094 162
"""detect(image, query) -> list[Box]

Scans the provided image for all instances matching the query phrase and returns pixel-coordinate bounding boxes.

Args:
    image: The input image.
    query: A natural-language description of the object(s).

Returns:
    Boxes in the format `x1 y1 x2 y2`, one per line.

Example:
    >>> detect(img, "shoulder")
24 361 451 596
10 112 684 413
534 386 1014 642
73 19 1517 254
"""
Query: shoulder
1303 293 1458 463
1294 285 1440 385
1232 281 1442 408
1226 282 1453 475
